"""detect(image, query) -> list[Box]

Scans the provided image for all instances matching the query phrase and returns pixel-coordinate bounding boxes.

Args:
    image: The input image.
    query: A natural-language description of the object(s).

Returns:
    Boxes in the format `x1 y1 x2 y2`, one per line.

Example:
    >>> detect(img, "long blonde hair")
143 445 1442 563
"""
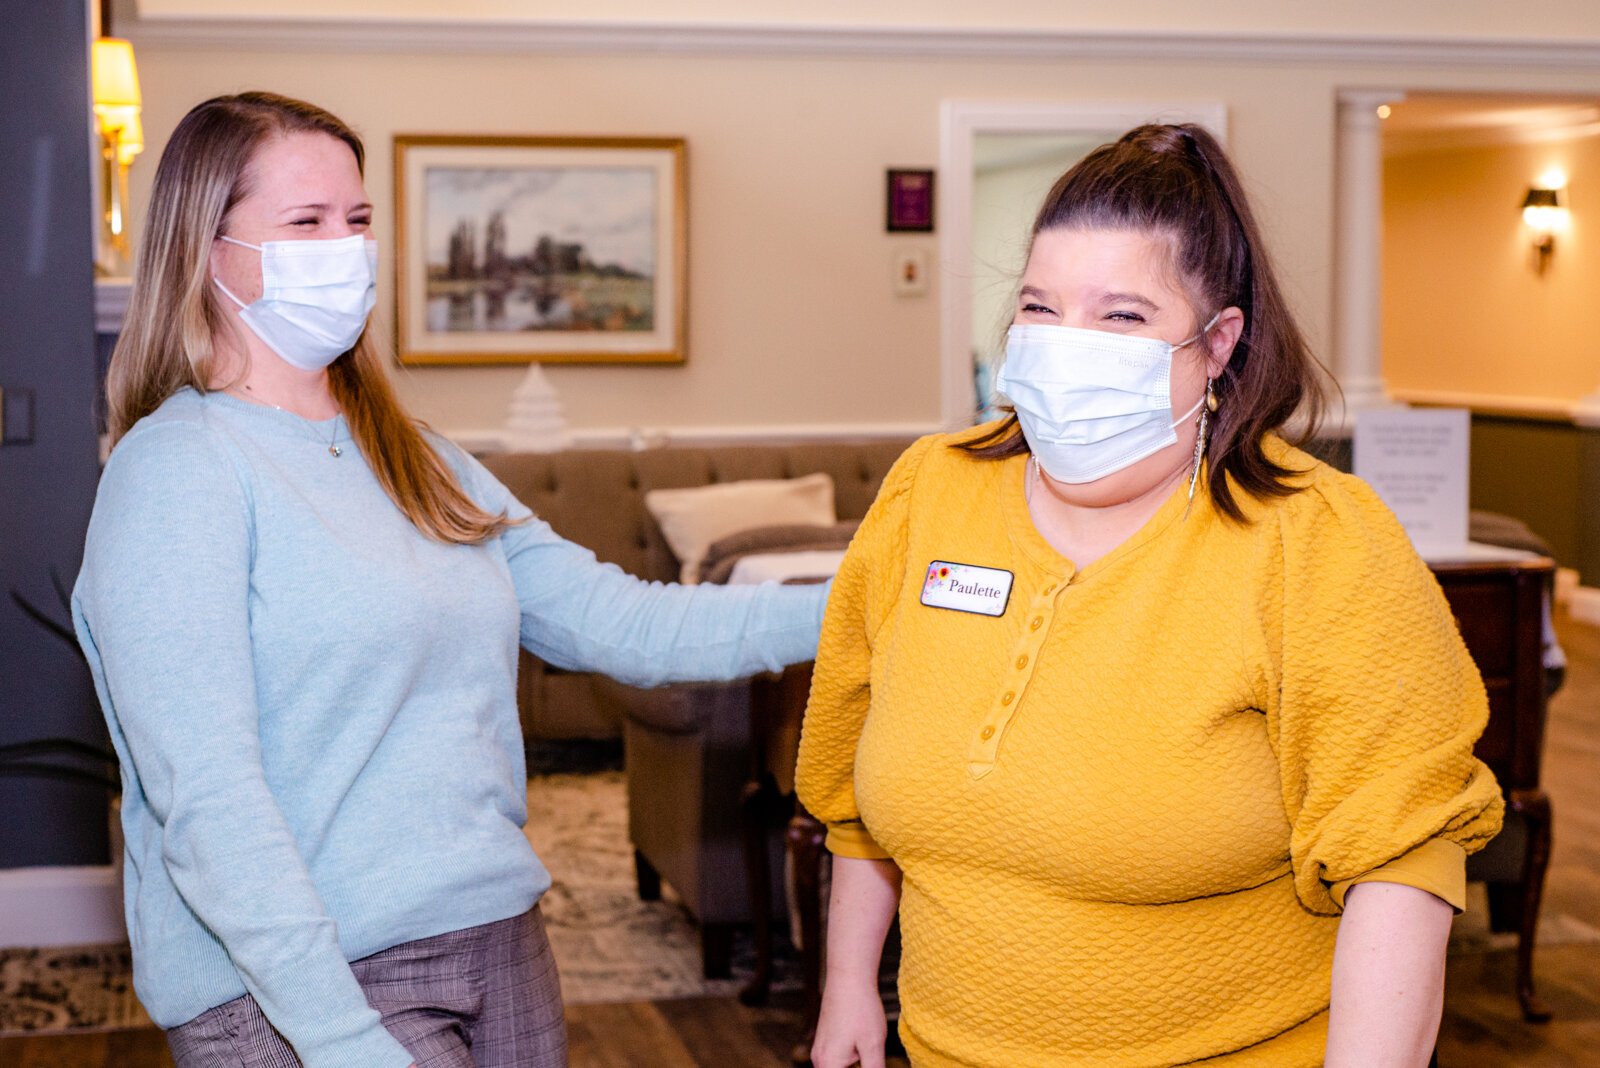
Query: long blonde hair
107 91 512 545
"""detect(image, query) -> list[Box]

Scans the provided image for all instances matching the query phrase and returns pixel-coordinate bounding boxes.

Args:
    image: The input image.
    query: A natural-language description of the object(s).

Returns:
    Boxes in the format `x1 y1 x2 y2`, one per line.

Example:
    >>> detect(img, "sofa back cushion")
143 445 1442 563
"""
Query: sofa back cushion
481 438 915 584
483 448 664 580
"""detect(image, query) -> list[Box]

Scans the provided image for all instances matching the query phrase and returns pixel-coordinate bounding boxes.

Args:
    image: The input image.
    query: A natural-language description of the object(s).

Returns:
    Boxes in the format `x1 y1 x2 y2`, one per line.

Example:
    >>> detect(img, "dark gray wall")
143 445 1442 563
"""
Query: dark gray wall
1466 414 1600 585
0 2 111 866
1577 428 1600 586
1468 417 1584 568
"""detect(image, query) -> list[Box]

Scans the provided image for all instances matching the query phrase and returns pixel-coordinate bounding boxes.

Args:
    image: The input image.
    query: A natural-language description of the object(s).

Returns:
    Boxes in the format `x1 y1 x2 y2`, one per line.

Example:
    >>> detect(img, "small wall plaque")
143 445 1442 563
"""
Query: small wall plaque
886 168 935 233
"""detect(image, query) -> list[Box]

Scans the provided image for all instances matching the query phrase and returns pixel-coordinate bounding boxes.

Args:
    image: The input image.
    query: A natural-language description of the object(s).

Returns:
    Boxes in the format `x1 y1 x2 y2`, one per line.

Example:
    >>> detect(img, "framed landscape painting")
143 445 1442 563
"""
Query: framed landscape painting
394 135 686 365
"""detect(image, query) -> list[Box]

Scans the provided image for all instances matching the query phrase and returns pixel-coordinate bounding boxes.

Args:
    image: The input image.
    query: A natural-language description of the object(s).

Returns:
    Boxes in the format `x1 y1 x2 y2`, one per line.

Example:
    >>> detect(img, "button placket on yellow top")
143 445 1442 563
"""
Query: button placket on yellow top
968 576 1069 777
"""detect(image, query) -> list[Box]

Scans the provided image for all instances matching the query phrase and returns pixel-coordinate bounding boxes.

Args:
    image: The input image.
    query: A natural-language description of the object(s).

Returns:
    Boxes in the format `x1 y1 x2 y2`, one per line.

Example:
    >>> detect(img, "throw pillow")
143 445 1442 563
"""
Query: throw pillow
643 473 837 584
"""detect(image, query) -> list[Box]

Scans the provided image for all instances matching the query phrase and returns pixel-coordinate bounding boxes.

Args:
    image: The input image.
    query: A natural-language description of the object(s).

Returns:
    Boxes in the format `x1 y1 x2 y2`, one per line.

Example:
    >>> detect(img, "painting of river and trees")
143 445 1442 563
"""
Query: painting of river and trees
395 136 686 364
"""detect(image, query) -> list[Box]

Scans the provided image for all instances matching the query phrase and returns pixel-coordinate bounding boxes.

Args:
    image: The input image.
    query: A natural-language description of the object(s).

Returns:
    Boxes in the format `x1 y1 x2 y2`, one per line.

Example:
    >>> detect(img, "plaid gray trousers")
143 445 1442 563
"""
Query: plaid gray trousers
166 906 567 1068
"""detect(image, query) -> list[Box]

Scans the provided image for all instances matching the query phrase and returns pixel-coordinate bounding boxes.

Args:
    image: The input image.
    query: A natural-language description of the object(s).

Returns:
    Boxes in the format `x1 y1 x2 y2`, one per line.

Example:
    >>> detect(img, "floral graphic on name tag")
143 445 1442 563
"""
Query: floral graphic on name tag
924 563 953 592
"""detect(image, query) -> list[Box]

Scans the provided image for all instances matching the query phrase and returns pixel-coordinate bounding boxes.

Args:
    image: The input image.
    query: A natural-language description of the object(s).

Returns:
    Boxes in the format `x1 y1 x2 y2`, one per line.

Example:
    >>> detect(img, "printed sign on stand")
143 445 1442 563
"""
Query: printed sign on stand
1353 407 1470 556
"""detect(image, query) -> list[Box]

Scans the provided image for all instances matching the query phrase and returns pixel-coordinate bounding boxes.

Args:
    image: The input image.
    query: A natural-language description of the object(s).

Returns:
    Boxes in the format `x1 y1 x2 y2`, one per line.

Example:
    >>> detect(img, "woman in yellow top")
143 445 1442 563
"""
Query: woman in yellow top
797 123 1503 1068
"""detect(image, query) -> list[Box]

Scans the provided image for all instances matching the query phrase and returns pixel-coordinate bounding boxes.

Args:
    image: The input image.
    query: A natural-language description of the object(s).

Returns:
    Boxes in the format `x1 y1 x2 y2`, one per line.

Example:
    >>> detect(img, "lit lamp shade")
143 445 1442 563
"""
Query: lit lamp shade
1521 187 1564 231
117 112 145 165
91 37 142 128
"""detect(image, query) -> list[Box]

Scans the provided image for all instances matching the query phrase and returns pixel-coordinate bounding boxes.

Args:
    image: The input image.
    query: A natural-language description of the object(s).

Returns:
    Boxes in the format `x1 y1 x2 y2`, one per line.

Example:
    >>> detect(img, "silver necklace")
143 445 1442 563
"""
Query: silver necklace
239 383 343 458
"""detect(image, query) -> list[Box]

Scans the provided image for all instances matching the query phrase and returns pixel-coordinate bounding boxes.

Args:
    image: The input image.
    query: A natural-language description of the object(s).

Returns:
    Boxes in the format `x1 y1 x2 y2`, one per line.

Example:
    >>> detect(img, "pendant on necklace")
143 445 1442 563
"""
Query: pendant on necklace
329 444 342 458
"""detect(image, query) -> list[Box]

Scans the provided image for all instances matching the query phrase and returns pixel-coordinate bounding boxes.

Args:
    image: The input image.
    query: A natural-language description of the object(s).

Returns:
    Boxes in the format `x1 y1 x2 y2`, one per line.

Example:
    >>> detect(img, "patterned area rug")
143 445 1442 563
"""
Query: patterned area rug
0 943 151 1036
524 769 800 1005
0 770 788 1035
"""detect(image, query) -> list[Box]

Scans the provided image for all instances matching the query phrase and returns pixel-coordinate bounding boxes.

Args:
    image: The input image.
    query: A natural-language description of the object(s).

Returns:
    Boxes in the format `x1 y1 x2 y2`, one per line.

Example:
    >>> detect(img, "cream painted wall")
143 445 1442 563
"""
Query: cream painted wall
135 0 1600 42
1383 136 1600 403
123 39 1600 433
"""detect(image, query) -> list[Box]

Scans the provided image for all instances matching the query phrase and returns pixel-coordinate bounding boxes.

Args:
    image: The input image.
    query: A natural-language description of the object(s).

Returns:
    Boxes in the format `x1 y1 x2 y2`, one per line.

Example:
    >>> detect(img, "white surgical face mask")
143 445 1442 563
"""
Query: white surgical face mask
995 315 1218 484
214 234 378 371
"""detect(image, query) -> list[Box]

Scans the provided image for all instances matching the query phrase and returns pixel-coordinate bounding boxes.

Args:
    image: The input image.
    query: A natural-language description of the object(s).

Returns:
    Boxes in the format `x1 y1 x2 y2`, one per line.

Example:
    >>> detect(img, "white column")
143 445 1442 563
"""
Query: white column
1332 90 1406 422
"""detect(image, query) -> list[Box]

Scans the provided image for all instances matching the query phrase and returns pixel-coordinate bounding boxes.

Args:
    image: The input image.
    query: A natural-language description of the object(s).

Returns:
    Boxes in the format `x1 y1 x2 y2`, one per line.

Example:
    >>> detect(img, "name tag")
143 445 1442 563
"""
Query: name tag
920 560 1014 617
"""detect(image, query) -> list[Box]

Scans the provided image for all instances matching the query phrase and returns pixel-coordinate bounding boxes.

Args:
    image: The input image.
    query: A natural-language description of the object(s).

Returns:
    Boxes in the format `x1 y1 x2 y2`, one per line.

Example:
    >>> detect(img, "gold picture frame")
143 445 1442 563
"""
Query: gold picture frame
393 135 687 365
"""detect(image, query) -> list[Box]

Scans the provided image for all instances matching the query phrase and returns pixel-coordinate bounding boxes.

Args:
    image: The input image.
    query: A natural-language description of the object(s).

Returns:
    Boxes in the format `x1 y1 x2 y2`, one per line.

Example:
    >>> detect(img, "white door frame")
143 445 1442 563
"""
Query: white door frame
937 100 1229 429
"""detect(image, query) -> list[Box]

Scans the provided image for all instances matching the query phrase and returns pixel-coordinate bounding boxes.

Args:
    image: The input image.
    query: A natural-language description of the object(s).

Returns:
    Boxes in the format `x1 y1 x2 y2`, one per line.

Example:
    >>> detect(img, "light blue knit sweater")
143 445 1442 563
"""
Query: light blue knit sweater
72 389 828 1067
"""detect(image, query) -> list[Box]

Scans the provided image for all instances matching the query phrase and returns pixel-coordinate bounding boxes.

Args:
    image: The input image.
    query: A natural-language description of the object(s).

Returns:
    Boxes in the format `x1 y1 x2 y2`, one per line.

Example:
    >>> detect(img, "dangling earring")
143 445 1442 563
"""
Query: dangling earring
1186 378 1217 511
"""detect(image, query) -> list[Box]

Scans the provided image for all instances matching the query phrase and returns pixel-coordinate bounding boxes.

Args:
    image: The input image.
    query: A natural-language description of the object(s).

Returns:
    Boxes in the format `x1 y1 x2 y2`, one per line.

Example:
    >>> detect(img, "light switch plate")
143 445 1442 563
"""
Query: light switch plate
893 248 931 297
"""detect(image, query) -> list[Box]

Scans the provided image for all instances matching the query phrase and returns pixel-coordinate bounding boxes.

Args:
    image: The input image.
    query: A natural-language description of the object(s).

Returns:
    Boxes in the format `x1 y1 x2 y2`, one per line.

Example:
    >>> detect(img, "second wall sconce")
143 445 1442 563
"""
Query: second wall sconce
1521 183 1568 276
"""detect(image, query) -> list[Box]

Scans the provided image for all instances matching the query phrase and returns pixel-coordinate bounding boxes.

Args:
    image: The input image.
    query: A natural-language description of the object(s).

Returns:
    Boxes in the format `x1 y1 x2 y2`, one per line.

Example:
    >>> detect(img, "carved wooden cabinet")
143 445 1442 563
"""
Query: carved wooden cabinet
1430 554 1557 1022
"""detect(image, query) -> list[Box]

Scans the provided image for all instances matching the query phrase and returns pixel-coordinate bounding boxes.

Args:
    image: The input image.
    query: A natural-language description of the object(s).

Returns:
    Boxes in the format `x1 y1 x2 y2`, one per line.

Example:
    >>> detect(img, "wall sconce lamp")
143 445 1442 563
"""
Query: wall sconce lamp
91 37 143 275
1521 185 1567 275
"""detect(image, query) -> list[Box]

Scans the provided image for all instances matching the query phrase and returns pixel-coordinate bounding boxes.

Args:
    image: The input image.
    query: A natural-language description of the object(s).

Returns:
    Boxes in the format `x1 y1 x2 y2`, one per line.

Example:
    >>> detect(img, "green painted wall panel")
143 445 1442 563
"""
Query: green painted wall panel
1468 416 1584 571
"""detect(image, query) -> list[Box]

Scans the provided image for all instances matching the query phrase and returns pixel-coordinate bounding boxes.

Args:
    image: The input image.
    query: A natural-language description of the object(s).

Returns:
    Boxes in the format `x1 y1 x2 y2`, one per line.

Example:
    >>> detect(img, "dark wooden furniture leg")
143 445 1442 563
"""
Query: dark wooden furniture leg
634 848 661 901
701 922 735 980
739 775 776 1006
743 660 818 1009
739 670 788 1007
1510 787 1554 1022
788 809 827 1065
1485 881 1523 934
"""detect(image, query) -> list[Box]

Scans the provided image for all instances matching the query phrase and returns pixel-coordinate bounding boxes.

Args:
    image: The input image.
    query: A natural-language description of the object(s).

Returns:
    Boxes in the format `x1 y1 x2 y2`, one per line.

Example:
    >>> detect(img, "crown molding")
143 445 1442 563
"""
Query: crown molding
1385 118 1600 157
122 16 1600 67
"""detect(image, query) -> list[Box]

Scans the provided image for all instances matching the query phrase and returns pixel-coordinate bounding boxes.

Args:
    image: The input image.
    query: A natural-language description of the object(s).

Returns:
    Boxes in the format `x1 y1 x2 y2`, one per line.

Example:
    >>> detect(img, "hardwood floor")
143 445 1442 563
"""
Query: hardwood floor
1537 616 1600 933
5 612 1599 1068
1440 944 1600 1066
0 1029 173 1068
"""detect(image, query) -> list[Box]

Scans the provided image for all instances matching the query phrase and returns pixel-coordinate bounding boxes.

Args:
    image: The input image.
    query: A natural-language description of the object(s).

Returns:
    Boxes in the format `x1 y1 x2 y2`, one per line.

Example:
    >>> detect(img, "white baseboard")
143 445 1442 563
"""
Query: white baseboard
1566 584 1600 627
0 866 125 949
1389 388 1582 423
1556 567 1581 606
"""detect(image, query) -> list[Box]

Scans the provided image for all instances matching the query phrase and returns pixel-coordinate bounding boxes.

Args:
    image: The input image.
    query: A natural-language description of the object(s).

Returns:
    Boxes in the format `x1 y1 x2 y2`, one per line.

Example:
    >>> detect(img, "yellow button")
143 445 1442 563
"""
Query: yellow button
1015 654 1029 670
1030 616 1043 630
1043 584 1056 595
980 725 996 740
1001 691 1015 706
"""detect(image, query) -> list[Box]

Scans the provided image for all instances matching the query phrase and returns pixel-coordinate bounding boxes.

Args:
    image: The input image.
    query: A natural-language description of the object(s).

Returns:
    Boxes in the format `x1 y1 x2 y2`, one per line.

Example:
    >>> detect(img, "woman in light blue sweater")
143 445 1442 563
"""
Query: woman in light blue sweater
73 92 827 1068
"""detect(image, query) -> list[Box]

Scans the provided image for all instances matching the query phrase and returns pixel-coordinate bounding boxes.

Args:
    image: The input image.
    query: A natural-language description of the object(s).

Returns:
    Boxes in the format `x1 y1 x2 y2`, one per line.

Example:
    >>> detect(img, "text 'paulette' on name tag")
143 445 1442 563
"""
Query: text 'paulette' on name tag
920 561 1014 617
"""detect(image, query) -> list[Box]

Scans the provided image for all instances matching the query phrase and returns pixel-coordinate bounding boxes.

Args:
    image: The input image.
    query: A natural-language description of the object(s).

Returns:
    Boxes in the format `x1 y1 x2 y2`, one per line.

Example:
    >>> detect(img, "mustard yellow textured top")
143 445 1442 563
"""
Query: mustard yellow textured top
795 428 1504 1068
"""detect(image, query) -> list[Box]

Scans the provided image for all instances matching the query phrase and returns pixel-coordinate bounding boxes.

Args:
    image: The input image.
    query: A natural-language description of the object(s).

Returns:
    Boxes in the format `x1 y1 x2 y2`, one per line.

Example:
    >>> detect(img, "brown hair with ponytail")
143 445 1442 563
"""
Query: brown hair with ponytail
107 91 514 544
961 123 1333 522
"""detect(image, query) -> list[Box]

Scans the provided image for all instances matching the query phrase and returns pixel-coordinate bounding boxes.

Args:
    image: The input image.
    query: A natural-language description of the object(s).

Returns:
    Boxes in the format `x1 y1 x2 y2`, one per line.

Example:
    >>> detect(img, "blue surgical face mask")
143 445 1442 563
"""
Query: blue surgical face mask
214 234 378 371
995 315 1218 484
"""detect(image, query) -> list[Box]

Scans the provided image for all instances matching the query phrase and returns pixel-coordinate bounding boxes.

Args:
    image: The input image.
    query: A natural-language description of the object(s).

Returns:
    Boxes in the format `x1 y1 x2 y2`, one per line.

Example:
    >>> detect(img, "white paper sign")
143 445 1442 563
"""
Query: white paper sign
1353 407 1469 554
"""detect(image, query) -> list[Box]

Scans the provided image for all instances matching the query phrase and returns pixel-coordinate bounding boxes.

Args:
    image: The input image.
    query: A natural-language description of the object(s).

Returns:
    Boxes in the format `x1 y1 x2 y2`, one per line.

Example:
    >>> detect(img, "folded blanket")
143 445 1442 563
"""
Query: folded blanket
699 522 860 586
